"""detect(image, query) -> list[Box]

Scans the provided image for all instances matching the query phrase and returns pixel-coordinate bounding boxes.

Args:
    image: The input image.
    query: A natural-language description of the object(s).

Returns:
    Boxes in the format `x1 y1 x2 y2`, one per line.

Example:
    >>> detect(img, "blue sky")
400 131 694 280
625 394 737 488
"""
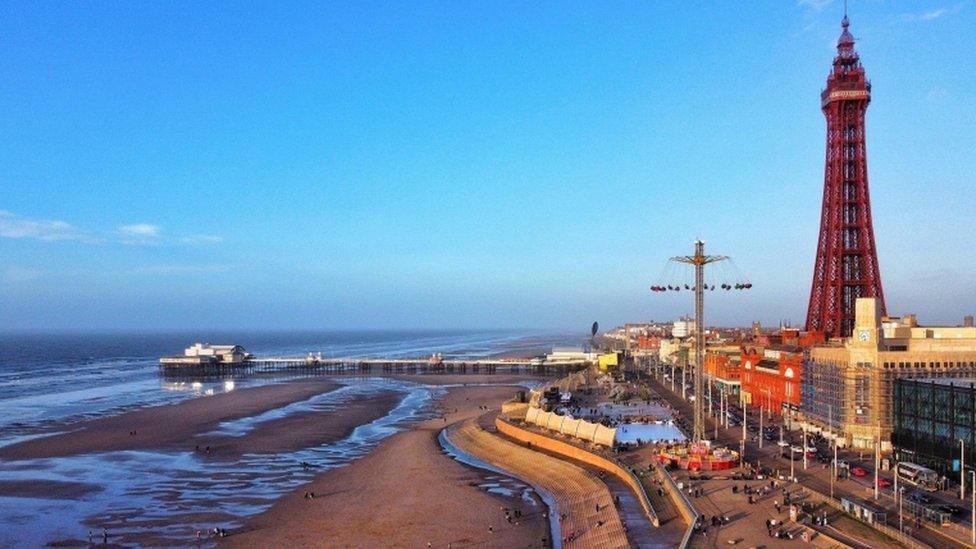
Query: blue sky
1 1 974 331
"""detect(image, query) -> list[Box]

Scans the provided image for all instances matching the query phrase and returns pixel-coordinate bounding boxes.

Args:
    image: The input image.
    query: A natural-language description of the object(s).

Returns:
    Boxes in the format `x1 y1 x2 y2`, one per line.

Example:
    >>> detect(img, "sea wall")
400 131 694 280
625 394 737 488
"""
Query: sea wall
500 401 529 420
652 466 699 548
495 417 660 528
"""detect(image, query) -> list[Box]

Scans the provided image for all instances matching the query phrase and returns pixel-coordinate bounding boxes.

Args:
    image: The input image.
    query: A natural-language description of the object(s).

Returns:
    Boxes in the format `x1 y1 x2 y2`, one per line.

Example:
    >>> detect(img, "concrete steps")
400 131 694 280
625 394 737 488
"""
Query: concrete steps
449 417 630 548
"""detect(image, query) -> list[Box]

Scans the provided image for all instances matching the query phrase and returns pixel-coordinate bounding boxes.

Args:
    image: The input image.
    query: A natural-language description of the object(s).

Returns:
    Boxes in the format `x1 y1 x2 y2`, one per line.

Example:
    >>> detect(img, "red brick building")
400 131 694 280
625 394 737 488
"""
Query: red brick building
740 344 803 416
637 336 661 351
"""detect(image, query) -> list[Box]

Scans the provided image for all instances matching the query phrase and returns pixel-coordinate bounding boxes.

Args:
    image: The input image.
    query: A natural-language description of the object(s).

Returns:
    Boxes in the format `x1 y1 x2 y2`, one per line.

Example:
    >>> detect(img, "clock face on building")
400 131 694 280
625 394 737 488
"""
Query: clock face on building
858 330 870 342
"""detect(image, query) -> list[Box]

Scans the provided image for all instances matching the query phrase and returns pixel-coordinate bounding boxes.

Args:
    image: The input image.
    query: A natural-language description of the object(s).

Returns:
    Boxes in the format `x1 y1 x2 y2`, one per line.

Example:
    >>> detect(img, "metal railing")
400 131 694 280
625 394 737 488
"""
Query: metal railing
656 466 700 549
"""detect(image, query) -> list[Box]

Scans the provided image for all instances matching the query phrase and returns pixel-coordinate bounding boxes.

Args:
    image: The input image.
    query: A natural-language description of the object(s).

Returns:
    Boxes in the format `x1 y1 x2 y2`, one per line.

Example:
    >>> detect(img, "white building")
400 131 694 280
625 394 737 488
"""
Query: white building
183 343 249 364
672 319 692 338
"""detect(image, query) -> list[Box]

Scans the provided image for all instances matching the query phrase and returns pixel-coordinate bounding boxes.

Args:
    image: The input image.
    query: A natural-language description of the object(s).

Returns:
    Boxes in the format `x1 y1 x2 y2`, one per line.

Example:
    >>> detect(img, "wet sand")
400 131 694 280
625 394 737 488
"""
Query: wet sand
200 391 402 459
0 380 339 460
225 384 550 548
15 382 410 546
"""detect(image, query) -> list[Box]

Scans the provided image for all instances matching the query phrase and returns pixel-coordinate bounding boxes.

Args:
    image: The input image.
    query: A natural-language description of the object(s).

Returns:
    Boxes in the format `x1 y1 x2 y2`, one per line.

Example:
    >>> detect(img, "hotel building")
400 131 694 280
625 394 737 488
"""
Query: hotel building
801 298 976 449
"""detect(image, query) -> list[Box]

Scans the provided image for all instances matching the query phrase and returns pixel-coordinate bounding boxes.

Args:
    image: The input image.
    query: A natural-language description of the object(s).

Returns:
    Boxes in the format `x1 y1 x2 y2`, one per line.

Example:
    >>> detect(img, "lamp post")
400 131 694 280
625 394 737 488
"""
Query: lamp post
682 357 687 401
790 445 795 481
741 394 747 462
803 423 808 470
759 387 771 449
759 398 764 449
970 470 974 546
671 360 676 392
708 375 714 418
898 486 904 533
874 421 881 501
829 404 835 499
893 461 898 504
961 438 965 500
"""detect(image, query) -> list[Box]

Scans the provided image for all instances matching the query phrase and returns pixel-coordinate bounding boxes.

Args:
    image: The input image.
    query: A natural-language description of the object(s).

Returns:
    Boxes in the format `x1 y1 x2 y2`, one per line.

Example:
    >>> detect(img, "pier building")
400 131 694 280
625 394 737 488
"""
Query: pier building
160 343 249 366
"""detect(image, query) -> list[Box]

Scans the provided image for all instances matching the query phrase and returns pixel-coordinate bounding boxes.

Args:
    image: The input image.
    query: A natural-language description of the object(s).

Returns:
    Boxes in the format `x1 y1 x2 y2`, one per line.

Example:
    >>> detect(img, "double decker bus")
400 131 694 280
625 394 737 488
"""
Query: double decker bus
896 462 940 492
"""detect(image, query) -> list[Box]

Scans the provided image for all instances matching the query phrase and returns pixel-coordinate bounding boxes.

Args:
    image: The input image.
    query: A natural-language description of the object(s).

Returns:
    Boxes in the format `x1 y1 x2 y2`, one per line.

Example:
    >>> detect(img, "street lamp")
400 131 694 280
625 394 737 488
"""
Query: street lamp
759 395 764 449
898 486 905 533
874 420 881 501
759 387 771 449
789 444 798 481
741 392 747 463
803 423 808 471
829 403 836 499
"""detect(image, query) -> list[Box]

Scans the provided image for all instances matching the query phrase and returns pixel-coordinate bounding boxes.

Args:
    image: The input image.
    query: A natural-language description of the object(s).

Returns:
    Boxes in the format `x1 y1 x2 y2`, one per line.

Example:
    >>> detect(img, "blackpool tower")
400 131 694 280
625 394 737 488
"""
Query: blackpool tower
806 14 886 338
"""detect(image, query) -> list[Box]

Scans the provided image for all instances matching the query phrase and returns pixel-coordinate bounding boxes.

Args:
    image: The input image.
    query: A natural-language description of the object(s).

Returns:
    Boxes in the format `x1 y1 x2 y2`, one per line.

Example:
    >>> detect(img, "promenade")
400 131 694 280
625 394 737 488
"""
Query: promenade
644 374 970 549
448 417 630 548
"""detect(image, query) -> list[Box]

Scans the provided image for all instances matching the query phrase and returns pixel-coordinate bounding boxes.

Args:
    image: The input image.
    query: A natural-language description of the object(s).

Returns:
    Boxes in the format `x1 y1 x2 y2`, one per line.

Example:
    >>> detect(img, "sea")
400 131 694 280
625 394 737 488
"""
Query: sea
0 330 583 546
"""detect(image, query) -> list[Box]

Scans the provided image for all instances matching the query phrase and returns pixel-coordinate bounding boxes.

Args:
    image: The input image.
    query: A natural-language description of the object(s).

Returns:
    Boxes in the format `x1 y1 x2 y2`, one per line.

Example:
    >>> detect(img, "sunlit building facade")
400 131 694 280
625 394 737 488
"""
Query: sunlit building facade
802 298 976 449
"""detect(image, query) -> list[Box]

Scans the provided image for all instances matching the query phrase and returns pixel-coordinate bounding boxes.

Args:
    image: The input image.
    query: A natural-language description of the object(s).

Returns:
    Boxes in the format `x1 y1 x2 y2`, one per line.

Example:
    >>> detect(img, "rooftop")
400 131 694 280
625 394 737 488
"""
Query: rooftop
911 378 976 387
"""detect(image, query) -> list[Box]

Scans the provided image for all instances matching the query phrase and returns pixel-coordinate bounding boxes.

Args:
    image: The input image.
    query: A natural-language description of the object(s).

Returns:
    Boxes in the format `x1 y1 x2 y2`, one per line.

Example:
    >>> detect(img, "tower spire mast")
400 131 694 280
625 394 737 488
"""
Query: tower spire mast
805 12 885 338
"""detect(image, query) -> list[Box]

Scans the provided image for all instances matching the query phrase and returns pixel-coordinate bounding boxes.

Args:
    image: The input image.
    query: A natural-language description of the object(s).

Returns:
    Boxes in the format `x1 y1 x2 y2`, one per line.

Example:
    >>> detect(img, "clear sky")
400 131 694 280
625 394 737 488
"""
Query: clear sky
1 1 974 332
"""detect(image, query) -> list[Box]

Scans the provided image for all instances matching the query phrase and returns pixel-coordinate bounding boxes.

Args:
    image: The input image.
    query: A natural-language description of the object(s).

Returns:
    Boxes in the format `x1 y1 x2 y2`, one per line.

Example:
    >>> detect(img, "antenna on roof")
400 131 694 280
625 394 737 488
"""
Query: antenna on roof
844 0 848 18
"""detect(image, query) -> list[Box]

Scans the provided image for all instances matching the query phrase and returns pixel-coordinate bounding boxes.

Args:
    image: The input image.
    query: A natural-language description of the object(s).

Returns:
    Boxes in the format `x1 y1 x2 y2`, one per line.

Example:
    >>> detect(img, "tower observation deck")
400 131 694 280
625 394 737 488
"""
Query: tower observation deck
806 14 886 338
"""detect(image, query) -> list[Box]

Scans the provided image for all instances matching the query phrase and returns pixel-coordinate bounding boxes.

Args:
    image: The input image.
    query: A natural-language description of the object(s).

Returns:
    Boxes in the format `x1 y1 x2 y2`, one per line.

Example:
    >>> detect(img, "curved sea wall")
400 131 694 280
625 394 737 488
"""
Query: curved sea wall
495 417 660 528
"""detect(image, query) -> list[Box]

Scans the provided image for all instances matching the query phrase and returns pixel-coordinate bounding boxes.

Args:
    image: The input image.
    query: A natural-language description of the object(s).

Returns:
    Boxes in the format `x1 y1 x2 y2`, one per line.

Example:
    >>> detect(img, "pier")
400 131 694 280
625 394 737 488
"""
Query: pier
159 343 592 378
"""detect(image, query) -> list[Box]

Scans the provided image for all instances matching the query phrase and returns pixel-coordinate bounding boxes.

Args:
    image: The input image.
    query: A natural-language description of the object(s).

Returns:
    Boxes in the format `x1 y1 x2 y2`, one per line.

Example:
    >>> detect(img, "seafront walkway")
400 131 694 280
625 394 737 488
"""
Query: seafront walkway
448 417 630 548
643 376 950 549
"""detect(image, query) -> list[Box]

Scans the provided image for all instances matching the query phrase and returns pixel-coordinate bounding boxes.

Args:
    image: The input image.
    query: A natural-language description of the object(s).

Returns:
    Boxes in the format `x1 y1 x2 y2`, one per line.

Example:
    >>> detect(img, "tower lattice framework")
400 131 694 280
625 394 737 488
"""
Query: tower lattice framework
806 14 885 338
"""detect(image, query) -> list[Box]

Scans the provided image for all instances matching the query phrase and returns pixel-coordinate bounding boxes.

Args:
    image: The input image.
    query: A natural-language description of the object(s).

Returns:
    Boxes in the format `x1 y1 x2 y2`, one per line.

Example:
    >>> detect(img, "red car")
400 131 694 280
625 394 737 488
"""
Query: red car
876 477 892 488
850 466 868 477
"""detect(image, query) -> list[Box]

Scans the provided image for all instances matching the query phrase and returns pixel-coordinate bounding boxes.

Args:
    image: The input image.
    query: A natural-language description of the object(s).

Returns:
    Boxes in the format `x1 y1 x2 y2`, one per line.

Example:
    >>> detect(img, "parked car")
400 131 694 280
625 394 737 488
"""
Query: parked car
817 453 832 463
876 477 892 488
850 466 868 477
907 492 933 505
936 504 962 515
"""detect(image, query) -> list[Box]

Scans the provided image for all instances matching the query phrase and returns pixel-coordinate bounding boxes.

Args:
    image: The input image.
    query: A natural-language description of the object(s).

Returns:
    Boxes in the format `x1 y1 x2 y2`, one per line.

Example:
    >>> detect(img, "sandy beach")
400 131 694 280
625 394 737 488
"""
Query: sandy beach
225 384 550 548
0 372 559 546
0 379 341 460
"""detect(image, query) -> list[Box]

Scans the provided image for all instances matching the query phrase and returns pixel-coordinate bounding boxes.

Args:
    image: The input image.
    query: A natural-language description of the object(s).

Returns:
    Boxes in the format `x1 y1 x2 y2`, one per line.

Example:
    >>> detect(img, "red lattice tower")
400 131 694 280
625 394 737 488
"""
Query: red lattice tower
806 14 886 338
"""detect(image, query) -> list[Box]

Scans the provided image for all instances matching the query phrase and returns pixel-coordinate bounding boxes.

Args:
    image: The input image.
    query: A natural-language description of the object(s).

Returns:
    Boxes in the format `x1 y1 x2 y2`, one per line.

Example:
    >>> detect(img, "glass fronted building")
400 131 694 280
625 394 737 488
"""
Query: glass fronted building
892 378 976 483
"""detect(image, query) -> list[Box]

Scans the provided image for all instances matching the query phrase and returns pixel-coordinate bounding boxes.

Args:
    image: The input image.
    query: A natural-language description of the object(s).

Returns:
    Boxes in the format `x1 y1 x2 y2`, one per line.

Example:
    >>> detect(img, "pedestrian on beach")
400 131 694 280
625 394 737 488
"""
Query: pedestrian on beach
102 528 108 544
